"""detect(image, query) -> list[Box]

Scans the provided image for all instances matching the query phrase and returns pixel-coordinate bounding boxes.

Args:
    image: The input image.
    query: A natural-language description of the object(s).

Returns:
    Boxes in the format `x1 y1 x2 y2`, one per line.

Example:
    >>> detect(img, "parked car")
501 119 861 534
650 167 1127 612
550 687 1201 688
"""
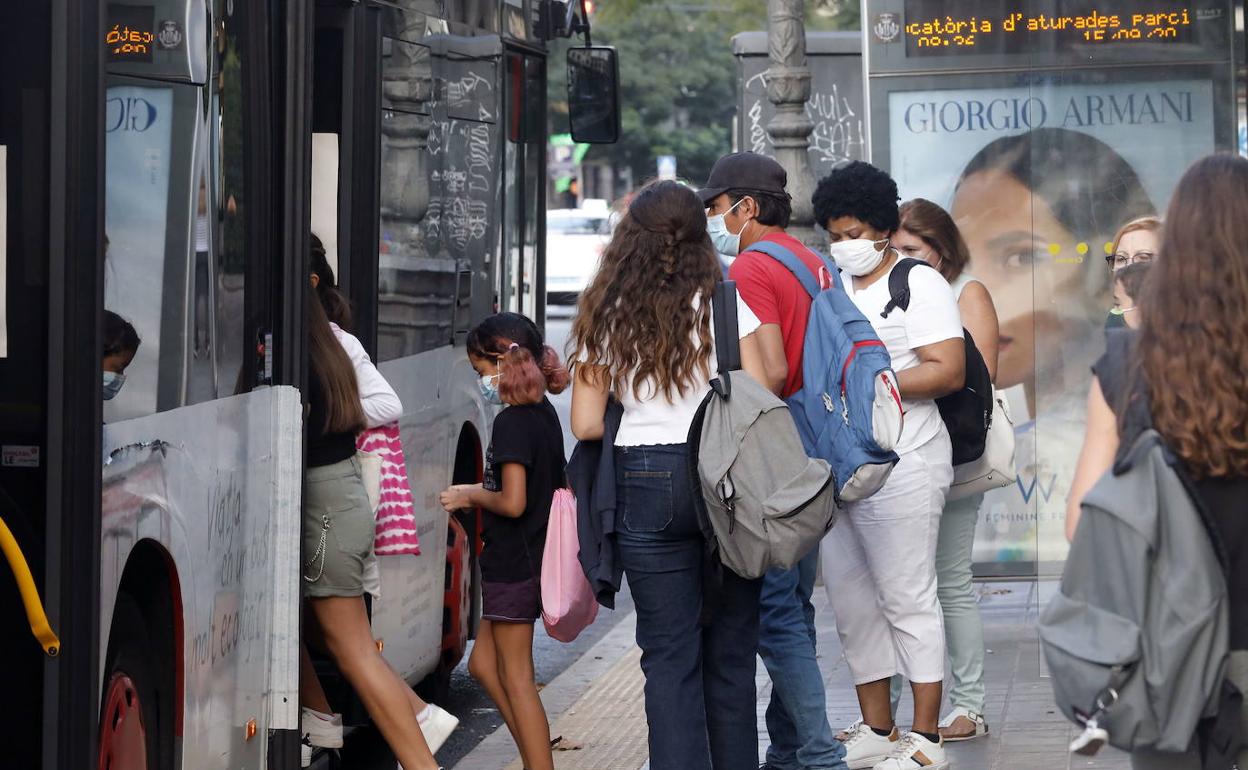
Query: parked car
545 202 611 306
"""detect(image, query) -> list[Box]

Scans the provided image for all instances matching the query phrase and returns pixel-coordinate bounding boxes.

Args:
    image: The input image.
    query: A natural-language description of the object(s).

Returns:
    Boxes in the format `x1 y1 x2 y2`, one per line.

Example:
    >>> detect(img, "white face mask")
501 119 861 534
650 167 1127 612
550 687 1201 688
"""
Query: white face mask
706 198 750 257
829 238 889 277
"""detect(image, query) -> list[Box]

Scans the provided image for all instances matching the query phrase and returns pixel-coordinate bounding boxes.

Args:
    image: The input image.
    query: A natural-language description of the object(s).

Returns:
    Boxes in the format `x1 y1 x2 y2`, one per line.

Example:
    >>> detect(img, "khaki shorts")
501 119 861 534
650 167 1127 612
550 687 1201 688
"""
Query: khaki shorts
302 455 374 598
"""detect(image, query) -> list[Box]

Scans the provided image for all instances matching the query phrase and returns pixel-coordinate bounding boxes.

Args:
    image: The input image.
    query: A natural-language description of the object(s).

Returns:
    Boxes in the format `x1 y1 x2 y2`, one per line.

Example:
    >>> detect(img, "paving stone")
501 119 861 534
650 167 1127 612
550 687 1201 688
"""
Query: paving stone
456 581 1135 770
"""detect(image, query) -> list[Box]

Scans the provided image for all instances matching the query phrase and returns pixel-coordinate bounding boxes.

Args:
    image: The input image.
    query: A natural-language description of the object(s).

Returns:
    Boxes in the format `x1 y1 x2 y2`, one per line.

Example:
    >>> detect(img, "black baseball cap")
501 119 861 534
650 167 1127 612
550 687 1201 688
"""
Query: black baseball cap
696 152 790 206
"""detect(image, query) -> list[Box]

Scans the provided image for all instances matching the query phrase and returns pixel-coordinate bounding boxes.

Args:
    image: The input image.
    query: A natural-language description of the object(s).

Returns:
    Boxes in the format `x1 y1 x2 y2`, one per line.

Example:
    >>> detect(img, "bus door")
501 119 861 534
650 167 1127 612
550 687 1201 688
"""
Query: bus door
0 2 103 768
97 1 305 768
502 45 549 324
863 0 1239 583
309 0 499 700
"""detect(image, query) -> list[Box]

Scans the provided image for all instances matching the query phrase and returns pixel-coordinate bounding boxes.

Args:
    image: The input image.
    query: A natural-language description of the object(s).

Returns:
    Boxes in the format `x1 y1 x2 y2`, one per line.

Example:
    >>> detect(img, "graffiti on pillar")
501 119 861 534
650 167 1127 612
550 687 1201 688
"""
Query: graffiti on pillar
738 51 867 179
744 70 865 170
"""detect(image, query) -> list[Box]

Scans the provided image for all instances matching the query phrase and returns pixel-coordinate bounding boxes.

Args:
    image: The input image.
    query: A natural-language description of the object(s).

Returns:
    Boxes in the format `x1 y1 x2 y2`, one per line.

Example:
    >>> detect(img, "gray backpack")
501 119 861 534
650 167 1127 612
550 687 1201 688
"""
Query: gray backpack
687 281 839 580
1039 428 1231 755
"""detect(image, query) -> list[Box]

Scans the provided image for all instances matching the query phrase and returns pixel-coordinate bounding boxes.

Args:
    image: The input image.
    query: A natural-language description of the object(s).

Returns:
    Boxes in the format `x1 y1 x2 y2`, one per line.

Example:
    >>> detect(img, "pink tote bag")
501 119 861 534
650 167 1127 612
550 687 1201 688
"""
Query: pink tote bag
541 488 598 642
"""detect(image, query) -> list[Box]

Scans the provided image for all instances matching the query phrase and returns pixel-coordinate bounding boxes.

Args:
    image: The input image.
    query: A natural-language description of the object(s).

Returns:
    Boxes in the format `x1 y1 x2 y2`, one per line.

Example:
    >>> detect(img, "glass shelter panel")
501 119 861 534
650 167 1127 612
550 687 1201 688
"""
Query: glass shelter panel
865 0 1237 577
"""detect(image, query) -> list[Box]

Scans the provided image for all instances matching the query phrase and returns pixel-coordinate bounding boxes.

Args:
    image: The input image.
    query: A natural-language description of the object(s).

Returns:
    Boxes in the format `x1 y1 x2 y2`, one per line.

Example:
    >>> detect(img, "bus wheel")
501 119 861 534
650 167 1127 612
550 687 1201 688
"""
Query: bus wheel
98 595 161 770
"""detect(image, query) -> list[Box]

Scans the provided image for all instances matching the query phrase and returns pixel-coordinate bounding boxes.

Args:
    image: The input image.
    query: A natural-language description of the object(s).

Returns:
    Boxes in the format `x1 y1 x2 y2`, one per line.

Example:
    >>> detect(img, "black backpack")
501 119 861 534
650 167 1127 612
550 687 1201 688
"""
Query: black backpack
883 258 992 466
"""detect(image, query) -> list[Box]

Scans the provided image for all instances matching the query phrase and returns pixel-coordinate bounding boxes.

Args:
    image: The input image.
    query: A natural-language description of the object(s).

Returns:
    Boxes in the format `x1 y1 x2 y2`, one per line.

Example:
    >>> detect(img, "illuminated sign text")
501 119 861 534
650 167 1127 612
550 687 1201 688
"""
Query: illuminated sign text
900 0 1222 56
106 5 155 63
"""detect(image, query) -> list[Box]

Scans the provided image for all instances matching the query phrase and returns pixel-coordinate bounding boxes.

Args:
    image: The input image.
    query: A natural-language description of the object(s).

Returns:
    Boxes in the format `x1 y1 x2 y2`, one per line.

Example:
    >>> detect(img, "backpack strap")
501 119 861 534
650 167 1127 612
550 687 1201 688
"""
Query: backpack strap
745 240 828 299
711 280 741 398
882 257 926 318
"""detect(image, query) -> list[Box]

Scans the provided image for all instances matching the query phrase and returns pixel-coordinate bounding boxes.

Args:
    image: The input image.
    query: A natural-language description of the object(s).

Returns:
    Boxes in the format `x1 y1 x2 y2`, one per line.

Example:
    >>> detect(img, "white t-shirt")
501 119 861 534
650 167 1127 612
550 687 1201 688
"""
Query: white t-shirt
614 294 761 446
845 258 962 455
949 271 980 300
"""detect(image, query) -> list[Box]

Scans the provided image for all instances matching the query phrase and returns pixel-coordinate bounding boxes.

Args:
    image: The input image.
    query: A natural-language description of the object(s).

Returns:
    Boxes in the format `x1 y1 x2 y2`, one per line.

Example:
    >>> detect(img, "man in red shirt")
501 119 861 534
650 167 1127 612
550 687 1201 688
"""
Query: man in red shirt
701 153 831 398
699 153 848 770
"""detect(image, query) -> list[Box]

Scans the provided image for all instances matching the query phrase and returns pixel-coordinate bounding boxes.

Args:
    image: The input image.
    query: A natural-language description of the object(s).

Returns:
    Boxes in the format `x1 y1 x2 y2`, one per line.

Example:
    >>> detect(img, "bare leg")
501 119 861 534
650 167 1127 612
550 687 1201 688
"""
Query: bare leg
300 643 334 714
910 681 942 735
380 657 431 715
308 596 438 770
493 622 552 770
467 620 519 732
855 678 896 732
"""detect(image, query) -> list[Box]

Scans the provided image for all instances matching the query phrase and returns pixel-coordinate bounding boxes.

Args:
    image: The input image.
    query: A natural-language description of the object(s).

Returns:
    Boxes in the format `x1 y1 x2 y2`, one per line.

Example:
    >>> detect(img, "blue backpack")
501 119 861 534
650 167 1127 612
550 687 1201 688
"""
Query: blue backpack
745 241 903 502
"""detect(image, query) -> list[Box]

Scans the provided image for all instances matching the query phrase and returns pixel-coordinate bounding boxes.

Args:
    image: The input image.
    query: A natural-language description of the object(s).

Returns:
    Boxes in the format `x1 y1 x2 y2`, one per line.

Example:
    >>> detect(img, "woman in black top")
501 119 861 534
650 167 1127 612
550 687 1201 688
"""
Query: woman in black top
301 286 441 770
1067 154 1248 769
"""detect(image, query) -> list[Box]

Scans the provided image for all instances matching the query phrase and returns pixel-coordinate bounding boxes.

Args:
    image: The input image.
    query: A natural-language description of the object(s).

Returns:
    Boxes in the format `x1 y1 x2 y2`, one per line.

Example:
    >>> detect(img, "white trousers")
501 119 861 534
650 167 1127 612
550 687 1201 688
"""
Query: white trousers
822 428 954 685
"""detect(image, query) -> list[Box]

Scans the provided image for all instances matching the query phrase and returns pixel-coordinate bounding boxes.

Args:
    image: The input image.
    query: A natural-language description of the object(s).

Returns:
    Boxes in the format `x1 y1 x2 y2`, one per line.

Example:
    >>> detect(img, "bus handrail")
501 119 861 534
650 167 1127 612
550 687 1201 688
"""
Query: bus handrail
0 515 60 657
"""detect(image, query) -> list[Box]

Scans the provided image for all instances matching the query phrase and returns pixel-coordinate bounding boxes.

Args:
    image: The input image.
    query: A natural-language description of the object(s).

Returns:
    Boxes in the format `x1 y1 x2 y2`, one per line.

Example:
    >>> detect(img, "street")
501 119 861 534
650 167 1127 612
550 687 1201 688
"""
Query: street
340 315 638 769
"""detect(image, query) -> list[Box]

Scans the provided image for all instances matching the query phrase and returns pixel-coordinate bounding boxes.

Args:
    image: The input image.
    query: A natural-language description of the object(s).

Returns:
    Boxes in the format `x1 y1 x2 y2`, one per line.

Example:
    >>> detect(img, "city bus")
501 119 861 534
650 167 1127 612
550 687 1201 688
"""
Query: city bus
0 1 614 768
861 0 1243 577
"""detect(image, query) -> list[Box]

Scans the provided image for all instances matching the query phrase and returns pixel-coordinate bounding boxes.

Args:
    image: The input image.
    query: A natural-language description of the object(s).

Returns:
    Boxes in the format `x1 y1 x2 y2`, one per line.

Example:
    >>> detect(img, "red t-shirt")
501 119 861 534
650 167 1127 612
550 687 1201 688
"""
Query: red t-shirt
728 232 830 398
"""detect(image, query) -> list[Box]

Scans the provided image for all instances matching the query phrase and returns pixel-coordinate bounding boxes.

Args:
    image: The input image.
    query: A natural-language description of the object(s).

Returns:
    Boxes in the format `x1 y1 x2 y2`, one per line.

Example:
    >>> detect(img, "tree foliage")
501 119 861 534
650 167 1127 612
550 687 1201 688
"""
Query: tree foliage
549 0 860 188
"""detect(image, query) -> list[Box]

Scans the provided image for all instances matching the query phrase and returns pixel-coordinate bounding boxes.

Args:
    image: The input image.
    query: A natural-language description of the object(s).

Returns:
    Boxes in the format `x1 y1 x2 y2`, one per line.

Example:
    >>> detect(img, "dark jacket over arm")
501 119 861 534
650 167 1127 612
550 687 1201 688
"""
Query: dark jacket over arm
570 400 625 609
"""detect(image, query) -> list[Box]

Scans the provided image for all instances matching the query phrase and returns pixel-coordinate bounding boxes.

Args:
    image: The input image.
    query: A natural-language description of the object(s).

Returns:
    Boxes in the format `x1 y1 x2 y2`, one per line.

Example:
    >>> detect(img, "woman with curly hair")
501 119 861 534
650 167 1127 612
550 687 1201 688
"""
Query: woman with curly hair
568 180 770 770
1066 154 1248 768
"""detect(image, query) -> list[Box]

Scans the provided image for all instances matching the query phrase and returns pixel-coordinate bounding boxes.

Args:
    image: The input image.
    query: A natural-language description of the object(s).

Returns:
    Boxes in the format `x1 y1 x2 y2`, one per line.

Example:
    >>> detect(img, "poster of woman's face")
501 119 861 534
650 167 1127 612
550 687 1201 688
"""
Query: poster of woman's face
886 78 1215 569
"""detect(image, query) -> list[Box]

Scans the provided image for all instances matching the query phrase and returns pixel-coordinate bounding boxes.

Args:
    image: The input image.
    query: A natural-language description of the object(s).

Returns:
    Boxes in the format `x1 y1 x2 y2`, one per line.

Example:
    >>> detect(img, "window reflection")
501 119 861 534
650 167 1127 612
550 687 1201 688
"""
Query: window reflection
377 10 501 361
102 81 182 421
189 1 248 403
104 0 250 419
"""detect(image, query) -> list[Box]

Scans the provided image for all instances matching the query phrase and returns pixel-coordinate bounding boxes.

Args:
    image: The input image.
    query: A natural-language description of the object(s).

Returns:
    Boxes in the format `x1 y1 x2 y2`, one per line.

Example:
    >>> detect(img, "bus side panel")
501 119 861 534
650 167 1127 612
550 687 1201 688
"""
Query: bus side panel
376 347 489 683
101 385 302 770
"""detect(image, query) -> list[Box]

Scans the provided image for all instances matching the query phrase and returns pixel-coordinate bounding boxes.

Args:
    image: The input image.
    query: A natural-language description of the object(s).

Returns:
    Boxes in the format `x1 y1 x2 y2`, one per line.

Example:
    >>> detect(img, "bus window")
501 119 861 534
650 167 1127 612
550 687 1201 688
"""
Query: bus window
107 0 253 416
207 12 251 399
376 34 451 361
378 33 502 360
502 52 544 319
103 79 198 420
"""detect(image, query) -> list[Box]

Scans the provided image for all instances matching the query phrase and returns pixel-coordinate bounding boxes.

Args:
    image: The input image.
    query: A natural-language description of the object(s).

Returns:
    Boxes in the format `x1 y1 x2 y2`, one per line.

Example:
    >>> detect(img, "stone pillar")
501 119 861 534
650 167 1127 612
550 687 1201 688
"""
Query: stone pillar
765 0 822 248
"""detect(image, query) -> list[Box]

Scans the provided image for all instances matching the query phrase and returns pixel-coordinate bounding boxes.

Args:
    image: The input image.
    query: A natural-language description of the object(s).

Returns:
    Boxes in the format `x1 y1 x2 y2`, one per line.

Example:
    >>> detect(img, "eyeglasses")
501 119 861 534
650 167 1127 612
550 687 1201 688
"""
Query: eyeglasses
1106 251 1155 270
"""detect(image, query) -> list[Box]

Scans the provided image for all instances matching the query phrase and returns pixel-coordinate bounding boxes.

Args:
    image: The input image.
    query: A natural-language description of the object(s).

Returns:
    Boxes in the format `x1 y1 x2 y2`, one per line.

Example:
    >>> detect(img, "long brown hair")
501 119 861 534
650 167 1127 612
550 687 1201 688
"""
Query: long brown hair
569 181 720 400
1137 154 1248 479
899 198 971 282
308 284 366 434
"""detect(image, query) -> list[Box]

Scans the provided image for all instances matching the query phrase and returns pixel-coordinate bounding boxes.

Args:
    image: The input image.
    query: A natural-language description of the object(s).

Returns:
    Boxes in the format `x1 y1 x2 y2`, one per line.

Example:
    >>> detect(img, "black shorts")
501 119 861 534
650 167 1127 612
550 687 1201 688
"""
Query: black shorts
481 577 541 623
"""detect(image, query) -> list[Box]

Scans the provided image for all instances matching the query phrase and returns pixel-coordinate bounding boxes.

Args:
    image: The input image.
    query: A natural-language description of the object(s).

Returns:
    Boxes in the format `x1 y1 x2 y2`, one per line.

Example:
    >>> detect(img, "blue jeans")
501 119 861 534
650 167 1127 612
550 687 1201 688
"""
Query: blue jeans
615 444 763 770
759 549 848 770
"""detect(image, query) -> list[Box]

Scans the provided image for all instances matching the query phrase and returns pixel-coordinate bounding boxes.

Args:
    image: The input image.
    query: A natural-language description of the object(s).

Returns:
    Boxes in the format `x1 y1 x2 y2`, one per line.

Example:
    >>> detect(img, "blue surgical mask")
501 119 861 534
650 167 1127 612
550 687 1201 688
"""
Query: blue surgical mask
706 198 750 257
478 373 502 405
103 371 126 401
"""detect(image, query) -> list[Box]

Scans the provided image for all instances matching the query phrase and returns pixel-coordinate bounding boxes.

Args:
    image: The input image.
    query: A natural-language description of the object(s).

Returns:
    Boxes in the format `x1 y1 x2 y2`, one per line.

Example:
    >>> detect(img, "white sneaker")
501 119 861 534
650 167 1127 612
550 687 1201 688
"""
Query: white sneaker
872 731 949 770
418 704 459 755
301 706 344 749
938 706 988 742
839 720 901 770
300 739 312 768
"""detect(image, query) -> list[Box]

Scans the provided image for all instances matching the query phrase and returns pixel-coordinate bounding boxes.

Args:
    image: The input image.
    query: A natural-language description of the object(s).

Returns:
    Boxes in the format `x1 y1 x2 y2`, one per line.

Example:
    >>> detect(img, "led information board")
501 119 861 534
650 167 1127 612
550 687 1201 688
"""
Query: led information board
904 2 1219 55
867 0 1233 73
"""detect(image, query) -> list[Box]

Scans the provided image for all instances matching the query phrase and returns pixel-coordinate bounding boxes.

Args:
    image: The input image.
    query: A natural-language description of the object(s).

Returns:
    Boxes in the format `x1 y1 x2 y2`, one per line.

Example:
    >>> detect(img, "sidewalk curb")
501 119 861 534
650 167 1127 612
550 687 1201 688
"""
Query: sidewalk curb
453 612 640 769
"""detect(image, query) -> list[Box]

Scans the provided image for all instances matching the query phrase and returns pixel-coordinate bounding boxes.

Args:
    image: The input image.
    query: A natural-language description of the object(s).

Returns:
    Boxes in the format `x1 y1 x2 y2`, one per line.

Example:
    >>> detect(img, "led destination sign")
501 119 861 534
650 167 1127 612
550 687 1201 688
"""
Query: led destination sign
900 0 1227 57
106 4 155 62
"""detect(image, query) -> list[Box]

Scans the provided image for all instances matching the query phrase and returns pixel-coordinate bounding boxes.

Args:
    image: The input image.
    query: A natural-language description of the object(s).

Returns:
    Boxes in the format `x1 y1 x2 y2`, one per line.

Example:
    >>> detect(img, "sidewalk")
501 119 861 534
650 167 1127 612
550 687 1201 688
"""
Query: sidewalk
455 581 1132 770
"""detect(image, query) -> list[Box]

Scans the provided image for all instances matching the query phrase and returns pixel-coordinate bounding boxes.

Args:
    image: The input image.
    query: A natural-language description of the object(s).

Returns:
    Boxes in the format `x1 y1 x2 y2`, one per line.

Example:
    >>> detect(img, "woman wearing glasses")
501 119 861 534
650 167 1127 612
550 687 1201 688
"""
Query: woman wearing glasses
1105 217 1162 329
